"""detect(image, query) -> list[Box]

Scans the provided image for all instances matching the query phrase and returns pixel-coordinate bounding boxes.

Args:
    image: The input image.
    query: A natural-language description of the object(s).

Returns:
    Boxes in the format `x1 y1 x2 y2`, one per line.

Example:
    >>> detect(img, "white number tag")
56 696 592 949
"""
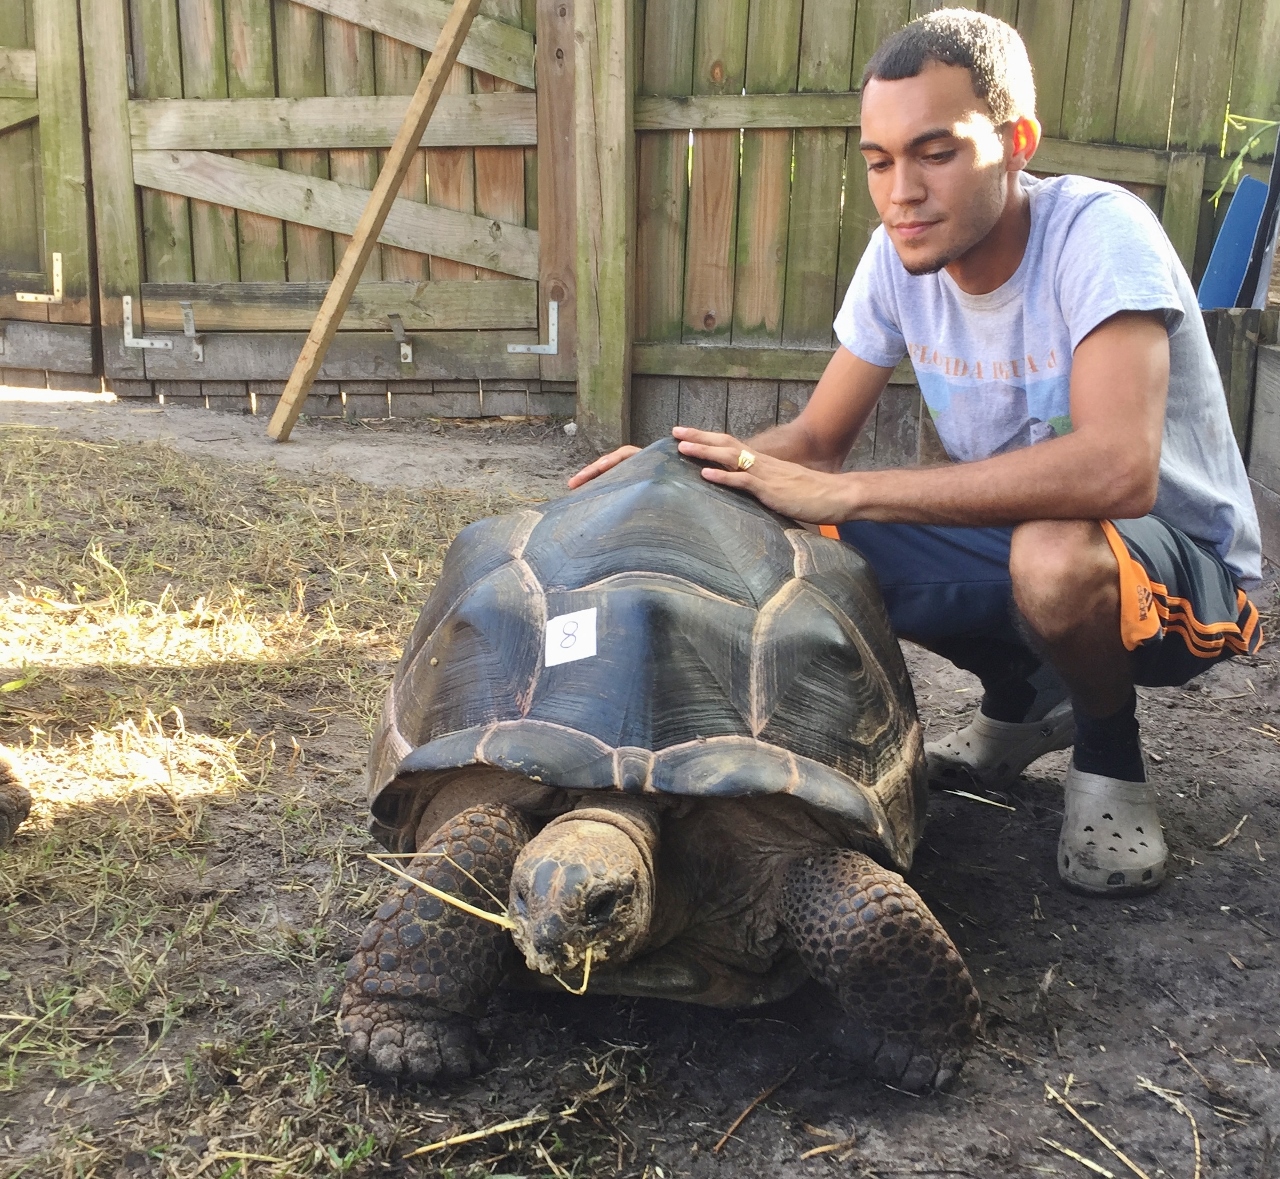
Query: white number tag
545 607 597 667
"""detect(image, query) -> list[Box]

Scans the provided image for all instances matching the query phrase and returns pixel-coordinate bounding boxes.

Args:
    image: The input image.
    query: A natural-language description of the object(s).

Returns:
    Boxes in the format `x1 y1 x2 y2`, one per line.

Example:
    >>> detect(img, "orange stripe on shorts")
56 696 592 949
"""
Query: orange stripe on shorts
818 524 840 539
1100 520 1161 652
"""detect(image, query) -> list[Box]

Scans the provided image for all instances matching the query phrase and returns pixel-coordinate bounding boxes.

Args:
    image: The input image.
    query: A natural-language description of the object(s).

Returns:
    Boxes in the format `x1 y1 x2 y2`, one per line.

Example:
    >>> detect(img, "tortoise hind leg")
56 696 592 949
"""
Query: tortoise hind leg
0 748 32 848
781 850 981 1092
339 803 530 1082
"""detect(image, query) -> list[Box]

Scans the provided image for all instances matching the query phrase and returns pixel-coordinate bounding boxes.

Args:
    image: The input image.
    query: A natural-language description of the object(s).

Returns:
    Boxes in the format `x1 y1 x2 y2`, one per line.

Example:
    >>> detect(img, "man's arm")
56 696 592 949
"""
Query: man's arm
741 346 894 470
567 347 894 488
679 310 1169 525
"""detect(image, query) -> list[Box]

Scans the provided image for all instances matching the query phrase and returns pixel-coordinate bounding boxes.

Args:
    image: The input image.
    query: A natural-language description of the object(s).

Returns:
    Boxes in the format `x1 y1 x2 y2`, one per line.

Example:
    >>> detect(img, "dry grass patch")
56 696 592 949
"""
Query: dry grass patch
0 430 658 1176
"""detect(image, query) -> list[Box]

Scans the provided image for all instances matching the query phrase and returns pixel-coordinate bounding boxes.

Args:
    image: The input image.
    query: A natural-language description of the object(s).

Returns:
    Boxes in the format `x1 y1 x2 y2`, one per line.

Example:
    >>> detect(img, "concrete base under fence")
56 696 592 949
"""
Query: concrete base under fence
101 378 577 421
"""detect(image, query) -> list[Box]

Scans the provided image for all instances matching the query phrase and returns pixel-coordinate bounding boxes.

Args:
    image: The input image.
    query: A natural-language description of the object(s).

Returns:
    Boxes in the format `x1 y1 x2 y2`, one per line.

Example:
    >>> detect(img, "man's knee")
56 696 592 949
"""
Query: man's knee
1009 520 1118 642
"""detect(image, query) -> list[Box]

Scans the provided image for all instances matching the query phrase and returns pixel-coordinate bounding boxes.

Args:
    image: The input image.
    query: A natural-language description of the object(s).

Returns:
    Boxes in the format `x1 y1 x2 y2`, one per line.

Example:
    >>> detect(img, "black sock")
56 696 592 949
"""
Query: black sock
925 634 1066 723
1072 693 1145 781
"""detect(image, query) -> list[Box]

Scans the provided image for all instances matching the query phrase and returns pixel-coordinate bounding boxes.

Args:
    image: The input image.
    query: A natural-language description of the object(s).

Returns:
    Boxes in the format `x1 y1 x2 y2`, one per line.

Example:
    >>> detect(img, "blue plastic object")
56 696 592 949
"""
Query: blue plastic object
1197 175 1269 309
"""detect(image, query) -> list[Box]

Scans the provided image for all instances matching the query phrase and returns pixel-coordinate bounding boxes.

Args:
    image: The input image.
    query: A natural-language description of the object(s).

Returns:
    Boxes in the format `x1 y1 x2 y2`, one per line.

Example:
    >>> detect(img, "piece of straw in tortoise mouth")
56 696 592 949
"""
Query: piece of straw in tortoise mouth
365 853 595 996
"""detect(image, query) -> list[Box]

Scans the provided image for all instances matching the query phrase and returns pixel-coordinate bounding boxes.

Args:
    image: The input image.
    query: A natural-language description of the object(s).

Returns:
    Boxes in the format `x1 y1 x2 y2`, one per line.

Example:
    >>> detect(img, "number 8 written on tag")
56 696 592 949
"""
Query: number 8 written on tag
545 607 598 667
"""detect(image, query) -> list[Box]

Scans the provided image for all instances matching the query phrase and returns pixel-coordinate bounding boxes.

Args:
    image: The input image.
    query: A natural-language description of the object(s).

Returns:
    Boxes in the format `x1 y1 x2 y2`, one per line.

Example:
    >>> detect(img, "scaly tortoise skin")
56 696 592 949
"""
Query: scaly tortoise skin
0 746 32 848
339 439 980 1091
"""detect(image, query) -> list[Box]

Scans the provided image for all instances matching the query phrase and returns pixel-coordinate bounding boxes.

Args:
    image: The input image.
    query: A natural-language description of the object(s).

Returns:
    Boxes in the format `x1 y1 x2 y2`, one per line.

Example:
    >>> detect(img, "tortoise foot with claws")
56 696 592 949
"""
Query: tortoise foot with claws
341 439 981 1091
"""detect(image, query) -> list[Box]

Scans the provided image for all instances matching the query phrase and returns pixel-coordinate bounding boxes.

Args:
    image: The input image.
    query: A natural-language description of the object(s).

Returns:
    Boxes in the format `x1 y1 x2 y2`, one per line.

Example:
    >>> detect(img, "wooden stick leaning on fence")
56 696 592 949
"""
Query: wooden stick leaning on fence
267 0 485 442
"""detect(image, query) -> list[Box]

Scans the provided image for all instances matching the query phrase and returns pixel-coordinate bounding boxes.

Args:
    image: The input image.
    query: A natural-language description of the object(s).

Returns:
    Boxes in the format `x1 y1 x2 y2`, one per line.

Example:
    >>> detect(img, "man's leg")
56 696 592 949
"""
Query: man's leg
1008 520 1130 713
835 521 1075 791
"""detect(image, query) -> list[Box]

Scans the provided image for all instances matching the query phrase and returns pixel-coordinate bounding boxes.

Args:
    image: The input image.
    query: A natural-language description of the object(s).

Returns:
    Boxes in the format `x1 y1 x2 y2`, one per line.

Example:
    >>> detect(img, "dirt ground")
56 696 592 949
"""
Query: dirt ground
2 396 1278 1179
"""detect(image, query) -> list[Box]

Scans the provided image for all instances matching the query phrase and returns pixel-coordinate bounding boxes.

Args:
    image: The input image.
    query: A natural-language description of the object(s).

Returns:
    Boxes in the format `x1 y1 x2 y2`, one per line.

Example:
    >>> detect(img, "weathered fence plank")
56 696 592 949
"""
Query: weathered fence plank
132 149 542 277
0 99 36 134
534 0 577 381
373 30 430 283
228 0 287 284
0 321 95 372
276 0 335 281
1162 151 1208 272
783 0 856 350
1229 0 1280 154
34 0 92 325
575 0 634 446
1170 0 1243 151
129 94 538 150
84 0 148 376
0 47 37 98
1115 0 1183 148
143 329 540 380
289 0 536 87
633 341 915 383
635 92 861 128
1061 0 1126 144
0 9 42 314
681 0 748 344
731 0 800 347
633 0 695 342
325 11 381 281
425 65 479 280
181 0 240 283
140 279 537 330
133 0 195 285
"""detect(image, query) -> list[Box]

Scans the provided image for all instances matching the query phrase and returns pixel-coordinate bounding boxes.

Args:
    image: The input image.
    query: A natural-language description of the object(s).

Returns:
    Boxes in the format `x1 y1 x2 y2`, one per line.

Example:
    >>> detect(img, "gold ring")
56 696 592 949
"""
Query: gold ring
736 449 756 471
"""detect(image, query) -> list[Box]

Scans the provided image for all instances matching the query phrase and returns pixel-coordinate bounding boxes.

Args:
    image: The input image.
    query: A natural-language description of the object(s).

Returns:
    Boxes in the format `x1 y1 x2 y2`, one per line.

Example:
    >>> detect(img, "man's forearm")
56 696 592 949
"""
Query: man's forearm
835 430 1159 526
749 418 862 473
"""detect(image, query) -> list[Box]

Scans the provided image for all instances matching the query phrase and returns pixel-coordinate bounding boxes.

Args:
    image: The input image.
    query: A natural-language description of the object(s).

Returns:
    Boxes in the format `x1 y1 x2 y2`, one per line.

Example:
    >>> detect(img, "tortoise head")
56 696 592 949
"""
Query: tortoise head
508 799 658 980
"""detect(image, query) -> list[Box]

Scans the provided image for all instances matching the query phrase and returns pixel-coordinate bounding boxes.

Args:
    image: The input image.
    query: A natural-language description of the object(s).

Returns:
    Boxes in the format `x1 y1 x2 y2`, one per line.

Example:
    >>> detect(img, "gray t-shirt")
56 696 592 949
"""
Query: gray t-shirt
833 172 1262 588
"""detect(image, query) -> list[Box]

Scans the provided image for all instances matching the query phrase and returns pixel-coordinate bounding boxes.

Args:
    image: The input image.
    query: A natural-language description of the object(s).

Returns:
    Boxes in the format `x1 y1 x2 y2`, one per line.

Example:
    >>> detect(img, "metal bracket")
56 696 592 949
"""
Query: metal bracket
388 314 413 363
122 295 172 351
17 253 63 304
180 300 204 362
507 300 559 355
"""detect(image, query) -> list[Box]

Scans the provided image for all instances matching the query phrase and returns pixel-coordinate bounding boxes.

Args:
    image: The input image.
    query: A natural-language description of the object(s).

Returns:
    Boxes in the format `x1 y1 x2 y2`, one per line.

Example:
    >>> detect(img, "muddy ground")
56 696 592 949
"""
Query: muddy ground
1 397 1278 1179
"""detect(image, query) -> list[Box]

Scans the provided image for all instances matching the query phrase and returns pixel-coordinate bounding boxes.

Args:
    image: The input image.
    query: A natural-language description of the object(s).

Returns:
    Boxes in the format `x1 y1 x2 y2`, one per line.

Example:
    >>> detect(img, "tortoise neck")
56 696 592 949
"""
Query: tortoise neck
560 795 661 873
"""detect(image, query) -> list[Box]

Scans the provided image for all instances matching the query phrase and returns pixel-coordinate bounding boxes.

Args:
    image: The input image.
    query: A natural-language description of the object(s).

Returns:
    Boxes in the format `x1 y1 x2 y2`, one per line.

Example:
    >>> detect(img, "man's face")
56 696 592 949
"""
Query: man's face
859 61 1013 275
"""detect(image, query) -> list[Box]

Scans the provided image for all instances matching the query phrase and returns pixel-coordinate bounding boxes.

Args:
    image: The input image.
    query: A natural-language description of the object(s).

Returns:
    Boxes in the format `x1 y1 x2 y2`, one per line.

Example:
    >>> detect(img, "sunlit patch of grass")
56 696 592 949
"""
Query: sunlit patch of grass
0 429 540 1173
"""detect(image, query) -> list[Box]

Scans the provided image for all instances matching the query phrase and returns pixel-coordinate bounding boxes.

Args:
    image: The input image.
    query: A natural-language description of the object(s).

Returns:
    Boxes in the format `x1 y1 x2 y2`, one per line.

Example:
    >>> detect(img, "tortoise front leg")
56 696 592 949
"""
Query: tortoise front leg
339 803 530 1082
0 748 31 848
781 850 981 1092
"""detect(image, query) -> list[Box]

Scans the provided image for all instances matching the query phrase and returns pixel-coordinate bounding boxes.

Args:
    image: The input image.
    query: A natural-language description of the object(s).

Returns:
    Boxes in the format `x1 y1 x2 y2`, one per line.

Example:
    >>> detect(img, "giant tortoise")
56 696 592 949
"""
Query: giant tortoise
338 438 980 1091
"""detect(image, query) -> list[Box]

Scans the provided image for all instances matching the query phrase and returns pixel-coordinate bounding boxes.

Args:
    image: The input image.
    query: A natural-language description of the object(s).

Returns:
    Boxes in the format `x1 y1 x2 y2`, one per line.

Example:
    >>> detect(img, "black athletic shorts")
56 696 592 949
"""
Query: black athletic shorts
826 515 1262 688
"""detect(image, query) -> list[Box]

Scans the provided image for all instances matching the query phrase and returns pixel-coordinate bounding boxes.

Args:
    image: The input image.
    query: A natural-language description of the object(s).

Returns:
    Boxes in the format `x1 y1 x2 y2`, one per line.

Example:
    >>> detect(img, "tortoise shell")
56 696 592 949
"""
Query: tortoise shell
368 438 927 866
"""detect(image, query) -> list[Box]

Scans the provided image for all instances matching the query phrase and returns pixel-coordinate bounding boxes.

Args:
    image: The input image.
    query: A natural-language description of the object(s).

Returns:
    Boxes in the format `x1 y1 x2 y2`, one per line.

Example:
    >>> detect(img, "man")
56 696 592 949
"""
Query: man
570 10 1262 897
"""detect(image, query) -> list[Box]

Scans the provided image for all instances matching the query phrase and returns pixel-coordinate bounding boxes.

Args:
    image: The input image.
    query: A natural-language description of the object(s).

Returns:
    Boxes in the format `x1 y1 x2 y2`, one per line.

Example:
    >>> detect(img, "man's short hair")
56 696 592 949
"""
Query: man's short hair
861 8 1036 125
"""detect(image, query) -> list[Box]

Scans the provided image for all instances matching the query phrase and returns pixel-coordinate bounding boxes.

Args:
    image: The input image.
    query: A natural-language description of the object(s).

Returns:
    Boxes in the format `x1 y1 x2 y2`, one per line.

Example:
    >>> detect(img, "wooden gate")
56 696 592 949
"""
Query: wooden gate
0 0 96 387
81 0 576 417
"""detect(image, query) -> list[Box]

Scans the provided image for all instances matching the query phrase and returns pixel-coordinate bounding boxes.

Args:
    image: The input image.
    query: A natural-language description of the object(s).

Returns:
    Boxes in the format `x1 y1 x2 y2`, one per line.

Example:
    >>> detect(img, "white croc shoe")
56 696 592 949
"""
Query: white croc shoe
1058 765 1167 896
925 699 1075 792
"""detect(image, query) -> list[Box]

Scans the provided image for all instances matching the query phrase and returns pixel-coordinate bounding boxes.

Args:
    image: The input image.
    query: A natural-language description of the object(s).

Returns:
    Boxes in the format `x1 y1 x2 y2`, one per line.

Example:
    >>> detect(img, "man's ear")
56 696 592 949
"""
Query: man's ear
1009 115 1041 168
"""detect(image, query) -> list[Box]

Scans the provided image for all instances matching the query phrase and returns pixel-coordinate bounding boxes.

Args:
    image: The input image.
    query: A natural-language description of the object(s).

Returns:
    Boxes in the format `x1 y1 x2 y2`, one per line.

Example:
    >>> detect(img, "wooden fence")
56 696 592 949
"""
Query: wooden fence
0 0 1277 438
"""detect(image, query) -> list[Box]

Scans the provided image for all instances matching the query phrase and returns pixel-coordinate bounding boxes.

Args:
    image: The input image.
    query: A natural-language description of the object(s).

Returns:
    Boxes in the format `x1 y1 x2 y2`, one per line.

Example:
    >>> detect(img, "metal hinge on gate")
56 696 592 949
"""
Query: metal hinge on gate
388 314 412 364
180 301 204 362
122 296 172 350
16 253 63 305
507 300 559 355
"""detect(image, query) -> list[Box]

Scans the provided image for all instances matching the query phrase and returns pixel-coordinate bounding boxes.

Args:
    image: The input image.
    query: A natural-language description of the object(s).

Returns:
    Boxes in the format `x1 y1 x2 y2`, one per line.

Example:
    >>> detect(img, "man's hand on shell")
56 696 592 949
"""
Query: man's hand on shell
673 427 850 524
567 445 641 489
